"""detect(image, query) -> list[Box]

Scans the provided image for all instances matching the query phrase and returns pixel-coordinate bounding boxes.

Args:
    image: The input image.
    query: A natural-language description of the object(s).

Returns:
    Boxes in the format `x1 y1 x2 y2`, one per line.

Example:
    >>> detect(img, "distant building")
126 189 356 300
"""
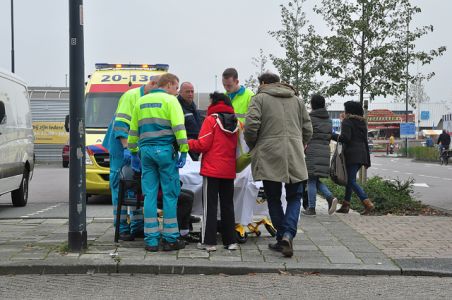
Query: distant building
326 100 447 133
441 113 452 132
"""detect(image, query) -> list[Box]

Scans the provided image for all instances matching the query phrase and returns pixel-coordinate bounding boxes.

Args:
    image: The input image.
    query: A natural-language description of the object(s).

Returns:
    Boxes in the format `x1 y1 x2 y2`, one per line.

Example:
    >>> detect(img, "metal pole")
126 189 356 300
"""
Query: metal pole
68 0 87 252
360 100 369 184
10 0 15 73
405 13 410 157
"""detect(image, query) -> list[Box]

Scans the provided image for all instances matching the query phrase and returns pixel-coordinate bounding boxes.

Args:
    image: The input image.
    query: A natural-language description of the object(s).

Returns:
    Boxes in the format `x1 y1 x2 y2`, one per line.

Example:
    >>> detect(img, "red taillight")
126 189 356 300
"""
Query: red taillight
86 147 94 156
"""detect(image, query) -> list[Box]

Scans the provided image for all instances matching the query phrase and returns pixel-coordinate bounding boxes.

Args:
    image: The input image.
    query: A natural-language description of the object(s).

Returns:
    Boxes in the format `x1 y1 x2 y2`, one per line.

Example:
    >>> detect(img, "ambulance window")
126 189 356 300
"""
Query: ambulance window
85 93 122 128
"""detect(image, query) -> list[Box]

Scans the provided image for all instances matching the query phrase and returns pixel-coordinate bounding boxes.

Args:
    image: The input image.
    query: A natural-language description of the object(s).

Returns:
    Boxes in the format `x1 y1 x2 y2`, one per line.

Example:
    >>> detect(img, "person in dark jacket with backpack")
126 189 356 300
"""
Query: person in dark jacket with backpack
303 94 338 216
333 101 374 215
188 92 239 252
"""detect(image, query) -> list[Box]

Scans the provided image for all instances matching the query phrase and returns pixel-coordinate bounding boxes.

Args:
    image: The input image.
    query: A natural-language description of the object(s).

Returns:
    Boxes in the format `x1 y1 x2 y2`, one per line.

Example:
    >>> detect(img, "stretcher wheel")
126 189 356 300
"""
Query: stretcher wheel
255 230 261 237
265 224 277 237
236 231 248 244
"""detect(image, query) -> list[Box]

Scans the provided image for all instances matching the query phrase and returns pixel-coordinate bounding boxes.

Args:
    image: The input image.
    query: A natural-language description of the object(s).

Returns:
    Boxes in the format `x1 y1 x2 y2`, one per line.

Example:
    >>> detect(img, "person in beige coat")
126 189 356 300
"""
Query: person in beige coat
244 72 312 257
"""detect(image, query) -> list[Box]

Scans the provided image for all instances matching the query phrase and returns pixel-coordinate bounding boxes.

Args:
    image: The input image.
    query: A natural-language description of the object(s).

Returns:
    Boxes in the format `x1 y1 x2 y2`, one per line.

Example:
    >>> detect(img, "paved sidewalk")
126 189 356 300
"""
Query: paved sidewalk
338 214 452 275
0 201 451 276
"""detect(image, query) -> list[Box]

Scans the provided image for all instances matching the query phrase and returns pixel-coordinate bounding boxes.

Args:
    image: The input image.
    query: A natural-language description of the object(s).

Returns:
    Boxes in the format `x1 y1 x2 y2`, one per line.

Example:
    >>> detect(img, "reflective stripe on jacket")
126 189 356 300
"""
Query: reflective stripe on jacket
128 89 188 153
113 86 144 139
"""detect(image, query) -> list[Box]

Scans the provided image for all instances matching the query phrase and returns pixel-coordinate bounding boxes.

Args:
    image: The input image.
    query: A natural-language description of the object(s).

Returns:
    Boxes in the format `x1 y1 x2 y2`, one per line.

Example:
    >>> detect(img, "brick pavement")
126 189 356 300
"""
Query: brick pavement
0 201 402 275
1 201 452 275
337 215 452 259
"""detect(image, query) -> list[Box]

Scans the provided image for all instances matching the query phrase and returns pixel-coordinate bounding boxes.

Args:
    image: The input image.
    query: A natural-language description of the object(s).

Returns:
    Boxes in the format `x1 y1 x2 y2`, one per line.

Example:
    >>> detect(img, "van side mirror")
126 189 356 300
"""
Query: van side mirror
0 101 6 125
64 114 69 132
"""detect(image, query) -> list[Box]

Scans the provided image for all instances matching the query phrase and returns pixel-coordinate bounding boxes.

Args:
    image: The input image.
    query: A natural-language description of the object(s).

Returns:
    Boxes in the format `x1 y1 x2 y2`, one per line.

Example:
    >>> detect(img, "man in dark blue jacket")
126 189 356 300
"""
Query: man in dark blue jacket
177 82 202 160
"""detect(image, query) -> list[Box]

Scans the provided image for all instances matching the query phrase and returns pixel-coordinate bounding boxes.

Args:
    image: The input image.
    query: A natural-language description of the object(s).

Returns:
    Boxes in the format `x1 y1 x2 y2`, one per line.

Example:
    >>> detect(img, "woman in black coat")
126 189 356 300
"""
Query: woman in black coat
334 101 374 215
303 95 338 215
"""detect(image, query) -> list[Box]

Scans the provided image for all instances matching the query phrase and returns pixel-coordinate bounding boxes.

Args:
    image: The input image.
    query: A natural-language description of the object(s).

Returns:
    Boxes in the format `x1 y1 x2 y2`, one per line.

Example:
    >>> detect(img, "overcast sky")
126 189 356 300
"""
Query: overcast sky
0 0 450 104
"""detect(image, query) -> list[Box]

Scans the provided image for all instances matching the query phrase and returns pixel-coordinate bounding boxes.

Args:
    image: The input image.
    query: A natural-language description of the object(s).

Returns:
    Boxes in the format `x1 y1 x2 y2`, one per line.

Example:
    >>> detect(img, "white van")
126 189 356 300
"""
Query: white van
0 68 34 206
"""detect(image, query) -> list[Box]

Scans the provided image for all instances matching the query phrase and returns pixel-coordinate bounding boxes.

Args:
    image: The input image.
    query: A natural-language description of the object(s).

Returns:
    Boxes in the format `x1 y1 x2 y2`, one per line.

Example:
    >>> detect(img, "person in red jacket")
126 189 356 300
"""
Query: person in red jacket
188 92 239 251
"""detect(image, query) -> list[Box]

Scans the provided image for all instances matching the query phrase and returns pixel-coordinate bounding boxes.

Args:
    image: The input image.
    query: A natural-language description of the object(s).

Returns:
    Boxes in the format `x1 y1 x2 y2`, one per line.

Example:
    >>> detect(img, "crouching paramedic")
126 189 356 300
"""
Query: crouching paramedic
104 76 160 241
128 73 188 252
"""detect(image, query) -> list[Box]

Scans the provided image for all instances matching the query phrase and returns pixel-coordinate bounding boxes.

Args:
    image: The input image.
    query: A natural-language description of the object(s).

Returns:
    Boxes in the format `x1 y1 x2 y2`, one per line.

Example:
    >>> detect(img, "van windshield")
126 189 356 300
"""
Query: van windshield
85 93 122 128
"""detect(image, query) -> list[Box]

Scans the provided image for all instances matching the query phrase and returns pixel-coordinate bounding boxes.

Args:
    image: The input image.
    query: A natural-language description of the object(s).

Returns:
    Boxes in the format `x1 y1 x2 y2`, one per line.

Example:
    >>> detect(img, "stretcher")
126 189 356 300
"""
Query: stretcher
179 157 277 243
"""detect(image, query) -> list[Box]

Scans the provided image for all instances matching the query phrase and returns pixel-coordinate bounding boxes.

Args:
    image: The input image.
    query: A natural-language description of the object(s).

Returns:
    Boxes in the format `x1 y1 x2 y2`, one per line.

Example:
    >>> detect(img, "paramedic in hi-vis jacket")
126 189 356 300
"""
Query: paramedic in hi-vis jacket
128 73 188 252
104 75 160 241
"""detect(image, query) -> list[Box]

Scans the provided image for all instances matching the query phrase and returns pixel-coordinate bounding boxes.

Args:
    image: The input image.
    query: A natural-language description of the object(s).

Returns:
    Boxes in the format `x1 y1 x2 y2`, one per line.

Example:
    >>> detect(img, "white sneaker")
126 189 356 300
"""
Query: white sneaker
197 243 216 252
224 243 238 250
328 198 338 215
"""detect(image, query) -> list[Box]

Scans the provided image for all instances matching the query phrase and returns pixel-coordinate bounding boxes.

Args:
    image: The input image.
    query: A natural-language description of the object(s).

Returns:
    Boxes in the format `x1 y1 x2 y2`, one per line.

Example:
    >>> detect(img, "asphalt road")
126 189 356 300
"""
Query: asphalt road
0 274 451 299
0 164 112 219
368 156 452 211
1 155 451 219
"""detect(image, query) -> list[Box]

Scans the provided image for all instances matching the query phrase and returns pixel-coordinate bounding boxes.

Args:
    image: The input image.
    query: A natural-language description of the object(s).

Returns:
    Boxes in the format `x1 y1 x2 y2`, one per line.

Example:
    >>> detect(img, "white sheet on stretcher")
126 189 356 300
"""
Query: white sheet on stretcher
179 157 272 225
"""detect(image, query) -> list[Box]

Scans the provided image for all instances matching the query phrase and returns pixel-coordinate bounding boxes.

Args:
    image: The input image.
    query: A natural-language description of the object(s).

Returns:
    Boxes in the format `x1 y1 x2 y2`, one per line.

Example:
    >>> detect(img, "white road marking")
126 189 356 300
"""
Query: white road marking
412 183 430 188
22 203 62 218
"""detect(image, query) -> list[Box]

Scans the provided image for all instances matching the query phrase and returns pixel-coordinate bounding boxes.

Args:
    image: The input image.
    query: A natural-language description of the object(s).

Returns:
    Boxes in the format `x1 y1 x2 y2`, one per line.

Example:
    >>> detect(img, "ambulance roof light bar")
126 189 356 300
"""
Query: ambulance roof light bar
95 63 169 71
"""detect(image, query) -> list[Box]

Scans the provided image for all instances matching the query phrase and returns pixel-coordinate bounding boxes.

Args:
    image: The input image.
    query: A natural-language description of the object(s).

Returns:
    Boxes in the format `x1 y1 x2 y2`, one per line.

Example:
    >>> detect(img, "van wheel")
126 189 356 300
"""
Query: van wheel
12 169 29 207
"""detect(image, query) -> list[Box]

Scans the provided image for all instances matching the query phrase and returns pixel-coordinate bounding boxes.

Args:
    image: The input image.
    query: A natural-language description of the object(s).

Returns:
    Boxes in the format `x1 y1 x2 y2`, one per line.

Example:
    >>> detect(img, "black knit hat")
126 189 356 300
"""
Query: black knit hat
311 94 325 110
344 101 364 116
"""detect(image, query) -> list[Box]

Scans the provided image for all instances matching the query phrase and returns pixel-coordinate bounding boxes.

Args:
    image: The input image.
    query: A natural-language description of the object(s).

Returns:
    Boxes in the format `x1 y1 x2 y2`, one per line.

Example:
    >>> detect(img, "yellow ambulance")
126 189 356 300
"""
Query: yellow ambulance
83 63 168 196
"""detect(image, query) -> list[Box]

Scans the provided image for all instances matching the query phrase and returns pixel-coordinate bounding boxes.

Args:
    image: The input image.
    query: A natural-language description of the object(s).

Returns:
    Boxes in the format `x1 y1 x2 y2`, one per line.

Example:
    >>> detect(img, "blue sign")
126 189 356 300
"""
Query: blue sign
332 119 341 128
400 123 416 139
421 111 430 120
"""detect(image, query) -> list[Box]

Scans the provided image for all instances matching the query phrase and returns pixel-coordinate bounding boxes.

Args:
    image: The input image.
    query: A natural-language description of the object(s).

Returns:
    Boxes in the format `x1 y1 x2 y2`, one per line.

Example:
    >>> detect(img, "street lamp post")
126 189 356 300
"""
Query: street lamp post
10 0 15 73
68 0 87 252
405 12 410 157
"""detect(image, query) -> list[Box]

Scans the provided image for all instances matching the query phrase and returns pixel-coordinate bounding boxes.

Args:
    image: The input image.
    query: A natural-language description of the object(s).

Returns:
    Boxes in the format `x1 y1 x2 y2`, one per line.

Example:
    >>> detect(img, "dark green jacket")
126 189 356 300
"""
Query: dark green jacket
244 83 312 183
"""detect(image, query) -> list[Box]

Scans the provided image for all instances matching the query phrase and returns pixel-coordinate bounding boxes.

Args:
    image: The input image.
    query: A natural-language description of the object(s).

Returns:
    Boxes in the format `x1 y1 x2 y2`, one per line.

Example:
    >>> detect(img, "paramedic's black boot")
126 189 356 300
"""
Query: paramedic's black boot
119 233 135 241
145 245 159 252
162 238 186 251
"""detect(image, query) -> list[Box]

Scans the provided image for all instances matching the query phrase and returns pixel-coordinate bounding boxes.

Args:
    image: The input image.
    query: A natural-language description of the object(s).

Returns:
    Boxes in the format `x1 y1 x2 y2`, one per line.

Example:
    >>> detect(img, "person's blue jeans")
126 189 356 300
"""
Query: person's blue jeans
141 145 180 247
345 164 368 202
263 180 302 241
307 177 333 209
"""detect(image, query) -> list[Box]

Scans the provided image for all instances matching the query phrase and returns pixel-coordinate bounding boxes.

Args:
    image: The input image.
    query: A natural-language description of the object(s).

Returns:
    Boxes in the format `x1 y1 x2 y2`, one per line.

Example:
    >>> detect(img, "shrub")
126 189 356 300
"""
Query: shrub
398 146 438 162
322 176 425 215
